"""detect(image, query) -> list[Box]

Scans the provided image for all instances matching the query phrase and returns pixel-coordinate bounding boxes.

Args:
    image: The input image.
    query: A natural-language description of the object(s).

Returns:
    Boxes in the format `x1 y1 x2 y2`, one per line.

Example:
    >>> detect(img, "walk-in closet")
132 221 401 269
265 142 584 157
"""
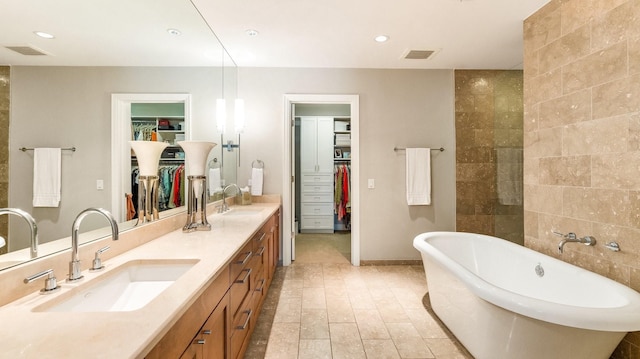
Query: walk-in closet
294 104 351 261
129 103 186 221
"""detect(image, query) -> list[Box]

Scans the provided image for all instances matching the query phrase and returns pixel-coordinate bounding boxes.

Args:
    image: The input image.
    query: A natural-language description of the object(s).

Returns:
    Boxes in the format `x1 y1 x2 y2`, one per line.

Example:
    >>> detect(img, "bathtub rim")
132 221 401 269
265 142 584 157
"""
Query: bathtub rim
413 231 640 332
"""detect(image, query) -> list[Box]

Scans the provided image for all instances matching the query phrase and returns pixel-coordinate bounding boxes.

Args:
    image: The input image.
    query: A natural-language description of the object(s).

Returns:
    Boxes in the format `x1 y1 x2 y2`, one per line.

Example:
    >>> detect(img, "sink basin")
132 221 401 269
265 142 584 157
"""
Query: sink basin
35 259 198 313
223 208 262 216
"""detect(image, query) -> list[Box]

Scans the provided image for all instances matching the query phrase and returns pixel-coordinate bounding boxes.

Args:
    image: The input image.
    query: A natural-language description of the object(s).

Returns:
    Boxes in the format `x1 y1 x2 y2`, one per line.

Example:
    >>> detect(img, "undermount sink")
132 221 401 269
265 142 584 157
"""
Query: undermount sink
34 259 199 313
223 208 262 216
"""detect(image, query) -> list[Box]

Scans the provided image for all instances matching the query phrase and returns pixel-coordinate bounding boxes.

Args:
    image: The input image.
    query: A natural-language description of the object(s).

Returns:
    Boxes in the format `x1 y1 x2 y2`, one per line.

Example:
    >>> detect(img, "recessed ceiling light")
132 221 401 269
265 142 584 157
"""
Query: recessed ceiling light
375 35 389 43
34 31 55 39
167 28 182 36
246 29 259 37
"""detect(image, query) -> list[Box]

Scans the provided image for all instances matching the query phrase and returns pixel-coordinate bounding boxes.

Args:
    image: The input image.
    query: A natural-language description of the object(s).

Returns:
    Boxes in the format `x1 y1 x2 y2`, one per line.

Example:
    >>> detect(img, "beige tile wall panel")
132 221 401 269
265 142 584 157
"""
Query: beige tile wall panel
516 0 640 296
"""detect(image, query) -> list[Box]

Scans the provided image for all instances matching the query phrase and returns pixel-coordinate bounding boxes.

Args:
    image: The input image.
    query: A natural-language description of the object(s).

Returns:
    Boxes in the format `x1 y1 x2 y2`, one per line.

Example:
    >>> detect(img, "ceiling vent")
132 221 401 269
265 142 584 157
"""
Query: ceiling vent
5 46 48 56
404 50 435 60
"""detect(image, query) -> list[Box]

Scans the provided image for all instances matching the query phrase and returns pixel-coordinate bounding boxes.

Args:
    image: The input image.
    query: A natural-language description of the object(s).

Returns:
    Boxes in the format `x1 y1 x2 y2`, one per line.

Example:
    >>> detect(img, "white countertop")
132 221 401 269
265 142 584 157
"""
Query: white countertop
0 203 280 359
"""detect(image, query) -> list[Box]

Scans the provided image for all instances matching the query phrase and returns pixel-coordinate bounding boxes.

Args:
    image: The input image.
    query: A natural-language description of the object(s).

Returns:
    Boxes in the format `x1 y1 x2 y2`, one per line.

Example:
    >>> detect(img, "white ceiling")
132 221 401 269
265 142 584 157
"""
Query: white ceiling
193 0 551 69
0 0 550 69
0 0 228 67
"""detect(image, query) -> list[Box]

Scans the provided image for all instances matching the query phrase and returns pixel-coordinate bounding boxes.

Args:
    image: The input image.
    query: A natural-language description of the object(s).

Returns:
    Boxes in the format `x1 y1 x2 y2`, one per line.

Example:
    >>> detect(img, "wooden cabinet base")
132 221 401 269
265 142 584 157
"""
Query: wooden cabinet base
145 208 281 359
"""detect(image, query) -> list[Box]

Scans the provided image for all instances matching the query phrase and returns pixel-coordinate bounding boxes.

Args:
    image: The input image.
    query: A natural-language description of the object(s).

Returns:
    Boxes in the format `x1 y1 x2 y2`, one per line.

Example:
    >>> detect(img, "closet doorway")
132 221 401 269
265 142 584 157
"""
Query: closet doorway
282 94 360 266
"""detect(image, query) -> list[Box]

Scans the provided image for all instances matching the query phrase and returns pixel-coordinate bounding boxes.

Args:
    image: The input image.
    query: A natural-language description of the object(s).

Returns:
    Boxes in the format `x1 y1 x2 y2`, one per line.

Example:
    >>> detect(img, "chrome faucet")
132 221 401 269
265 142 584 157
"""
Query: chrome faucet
68 208 119 282
219 184 241 213
554 231 596 253
0 208 38 258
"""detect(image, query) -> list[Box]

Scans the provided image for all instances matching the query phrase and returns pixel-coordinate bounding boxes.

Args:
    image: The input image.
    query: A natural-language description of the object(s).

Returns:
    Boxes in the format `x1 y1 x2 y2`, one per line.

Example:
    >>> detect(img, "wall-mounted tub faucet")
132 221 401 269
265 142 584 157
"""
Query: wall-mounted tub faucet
68 208 119 282
0 208 38 258
554 231 596 253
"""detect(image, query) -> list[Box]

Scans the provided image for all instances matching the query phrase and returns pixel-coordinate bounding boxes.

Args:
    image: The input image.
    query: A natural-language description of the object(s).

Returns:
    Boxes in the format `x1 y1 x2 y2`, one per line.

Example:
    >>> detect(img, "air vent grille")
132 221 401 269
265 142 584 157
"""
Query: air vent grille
404 50 435 60
5 46 48 56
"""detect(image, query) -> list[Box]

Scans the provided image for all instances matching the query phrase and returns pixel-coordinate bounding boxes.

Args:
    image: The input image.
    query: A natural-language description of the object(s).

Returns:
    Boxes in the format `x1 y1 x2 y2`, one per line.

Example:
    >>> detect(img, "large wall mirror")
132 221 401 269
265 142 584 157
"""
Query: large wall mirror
0 0 238 270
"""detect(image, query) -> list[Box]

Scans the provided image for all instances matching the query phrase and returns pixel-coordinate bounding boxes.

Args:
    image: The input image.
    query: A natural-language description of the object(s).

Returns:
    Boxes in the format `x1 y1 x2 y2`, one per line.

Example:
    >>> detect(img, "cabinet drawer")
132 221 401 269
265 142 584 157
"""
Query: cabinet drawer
252 231 267 252
301 174 333 184
301 193 333 203
302 184 333 194
301 204 333 216
230 306 252 359
229 241 253 284
301 216 334 229
230 267 253 318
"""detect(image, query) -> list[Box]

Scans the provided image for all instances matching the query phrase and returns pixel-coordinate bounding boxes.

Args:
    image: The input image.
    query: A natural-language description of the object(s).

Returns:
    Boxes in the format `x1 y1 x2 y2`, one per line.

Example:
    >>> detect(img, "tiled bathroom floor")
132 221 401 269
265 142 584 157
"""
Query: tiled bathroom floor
244 234 472 359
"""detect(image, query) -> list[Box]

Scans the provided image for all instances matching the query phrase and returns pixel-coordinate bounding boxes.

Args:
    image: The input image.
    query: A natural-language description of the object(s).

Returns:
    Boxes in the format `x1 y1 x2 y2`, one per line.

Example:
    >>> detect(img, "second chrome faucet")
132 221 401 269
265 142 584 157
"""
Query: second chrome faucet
68 208 119 282
554 231 596 254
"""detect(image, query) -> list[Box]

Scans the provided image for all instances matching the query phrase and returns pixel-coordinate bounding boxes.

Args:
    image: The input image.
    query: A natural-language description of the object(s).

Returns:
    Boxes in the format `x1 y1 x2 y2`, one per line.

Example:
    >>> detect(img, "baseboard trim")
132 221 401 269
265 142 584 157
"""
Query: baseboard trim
360 260 422 266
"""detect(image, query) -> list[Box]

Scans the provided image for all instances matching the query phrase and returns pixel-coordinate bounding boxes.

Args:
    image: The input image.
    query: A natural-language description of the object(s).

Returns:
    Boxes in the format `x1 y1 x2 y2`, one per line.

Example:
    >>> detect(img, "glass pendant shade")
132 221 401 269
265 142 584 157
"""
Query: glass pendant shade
177 141 217 176
129 141 169 176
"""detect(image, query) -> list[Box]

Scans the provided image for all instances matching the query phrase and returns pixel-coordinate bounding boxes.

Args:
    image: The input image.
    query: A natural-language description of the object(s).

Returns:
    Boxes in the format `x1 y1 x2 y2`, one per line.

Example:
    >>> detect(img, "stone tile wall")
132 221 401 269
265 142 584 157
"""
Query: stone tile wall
524 1 640 357
455 70 524 244
0 66 8 255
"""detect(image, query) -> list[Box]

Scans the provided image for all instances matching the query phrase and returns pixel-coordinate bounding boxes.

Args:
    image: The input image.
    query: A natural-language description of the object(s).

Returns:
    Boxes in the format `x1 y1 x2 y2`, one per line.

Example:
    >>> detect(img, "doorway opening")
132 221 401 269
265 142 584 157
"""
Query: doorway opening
111 93 192 223
282 94 359 266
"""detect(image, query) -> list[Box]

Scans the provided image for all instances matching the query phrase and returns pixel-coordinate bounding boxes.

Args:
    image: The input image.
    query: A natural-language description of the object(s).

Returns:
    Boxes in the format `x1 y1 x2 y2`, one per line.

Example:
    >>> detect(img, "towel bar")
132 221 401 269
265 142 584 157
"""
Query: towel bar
20 147 76 152
252 159 264 169
394 147 444 152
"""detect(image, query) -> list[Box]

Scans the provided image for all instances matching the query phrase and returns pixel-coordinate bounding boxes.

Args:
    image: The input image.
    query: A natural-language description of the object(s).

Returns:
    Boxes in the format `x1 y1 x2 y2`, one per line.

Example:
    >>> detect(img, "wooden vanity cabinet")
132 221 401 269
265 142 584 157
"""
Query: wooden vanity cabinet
146 267 230 359
179 292 230 359
145 209 281 359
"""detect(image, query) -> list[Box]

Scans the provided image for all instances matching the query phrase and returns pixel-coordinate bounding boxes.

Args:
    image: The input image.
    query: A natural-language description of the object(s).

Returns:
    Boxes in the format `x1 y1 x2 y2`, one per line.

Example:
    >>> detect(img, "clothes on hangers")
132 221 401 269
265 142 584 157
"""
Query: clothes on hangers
131 163 185 214
334 164 351 223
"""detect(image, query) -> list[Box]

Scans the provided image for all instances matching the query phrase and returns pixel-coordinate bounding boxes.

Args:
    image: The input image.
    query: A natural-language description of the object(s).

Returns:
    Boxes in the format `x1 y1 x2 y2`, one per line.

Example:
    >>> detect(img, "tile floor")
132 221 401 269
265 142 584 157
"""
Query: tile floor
245 233 472 359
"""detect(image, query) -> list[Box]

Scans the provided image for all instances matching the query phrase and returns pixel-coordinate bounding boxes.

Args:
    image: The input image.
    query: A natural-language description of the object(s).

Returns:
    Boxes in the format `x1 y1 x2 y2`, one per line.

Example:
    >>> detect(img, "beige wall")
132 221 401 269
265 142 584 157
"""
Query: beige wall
236 68 457 260
524 1 640 357
9 67 222 247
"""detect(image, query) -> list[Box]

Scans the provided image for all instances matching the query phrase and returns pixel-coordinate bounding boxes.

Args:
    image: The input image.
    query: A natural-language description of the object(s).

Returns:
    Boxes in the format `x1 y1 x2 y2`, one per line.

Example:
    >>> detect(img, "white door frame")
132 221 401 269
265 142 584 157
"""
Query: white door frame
282 94 360 266
111 93 192 222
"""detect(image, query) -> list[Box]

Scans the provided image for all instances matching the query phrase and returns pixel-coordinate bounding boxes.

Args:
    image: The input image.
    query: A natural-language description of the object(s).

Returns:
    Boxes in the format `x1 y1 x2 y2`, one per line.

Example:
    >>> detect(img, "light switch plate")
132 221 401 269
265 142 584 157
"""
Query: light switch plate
96 179 104 190
367 179 375 189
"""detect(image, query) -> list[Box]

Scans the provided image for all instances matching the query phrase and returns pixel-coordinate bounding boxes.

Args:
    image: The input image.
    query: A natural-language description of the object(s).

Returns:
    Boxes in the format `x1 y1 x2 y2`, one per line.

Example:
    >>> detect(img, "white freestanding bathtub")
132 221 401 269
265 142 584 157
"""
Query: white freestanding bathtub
413 231 640 359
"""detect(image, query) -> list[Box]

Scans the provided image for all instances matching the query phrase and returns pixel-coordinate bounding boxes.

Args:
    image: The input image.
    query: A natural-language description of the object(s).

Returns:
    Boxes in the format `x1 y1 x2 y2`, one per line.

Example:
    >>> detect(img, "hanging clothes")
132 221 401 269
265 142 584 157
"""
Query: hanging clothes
131 163 184 214
334 164 351 223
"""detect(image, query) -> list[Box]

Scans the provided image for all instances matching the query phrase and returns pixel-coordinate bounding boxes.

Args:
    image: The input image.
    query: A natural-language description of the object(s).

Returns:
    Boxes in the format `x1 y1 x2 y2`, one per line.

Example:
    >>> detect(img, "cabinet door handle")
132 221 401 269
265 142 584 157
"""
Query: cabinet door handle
236 309 252 330
202 329 212 335
235 251 253 265
234 268 252 284
255 279 266 292
256 232 266 243
255 246 265 257
194 339 206 345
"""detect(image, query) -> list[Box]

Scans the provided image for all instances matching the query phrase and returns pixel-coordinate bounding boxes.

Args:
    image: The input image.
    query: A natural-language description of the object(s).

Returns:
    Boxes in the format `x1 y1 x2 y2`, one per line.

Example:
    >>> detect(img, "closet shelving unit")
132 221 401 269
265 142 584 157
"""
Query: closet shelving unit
131 116 185 161
333 117 351 162
333 117 351 231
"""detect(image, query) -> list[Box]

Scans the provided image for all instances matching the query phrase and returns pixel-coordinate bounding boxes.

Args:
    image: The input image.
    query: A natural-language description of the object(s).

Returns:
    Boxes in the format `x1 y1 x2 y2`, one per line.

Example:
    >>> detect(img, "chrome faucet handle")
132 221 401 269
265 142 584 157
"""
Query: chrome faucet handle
90 246 110 271
24 269 61 294
552 231 577 240
580 235 596 246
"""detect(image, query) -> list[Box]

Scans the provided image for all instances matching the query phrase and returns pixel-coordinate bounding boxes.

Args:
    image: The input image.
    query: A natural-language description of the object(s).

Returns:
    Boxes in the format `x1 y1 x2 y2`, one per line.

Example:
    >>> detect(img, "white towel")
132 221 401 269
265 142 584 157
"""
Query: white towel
208 168 222 194
33 148 61 207
406 148 431 206
250 167 263 196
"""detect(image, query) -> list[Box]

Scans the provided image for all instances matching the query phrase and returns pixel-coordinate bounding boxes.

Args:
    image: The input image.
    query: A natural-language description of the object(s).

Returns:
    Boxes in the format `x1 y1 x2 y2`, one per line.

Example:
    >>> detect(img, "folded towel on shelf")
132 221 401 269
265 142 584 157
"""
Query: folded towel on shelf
33 148 62 207
208 168 222 194
406 148 431 206
250 167 263 196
